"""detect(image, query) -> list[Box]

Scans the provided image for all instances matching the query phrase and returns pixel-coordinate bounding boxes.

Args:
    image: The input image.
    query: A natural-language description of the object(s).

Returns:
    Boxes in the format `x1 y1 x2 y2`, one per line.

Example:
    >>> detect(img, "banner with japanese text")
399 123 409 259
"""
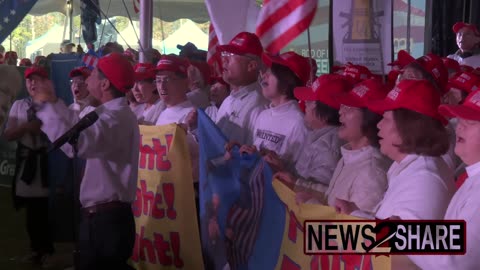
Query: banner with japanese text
130 124 203 270
272 180 391 270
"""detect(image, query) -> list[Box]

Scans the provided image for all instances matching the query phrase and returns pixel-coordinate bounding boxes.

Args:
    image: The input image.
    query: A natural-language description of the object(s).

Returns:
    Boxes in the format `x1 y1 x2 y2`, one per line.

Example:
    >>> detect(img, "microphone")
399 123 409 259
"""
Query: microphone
49 111 99 152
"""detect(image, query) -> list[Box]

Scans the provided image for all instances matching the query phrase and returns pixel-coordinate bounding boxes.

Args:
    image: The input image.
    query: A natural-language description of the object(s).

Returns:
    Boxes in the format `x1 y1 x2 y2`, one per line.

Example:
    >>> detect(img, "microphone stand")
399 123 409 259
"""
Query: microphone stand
68 132 81 270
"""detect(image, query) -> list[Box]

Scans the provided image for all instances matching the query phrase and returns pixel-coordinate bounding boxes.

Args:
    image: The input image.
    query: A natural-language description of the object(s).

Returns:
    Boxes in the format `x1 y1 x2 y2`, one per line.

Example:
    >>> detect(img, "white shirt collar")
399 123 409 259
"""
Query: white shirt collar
268 100 299 116
230 82 259 99
340 144 376 164
466 161 480 178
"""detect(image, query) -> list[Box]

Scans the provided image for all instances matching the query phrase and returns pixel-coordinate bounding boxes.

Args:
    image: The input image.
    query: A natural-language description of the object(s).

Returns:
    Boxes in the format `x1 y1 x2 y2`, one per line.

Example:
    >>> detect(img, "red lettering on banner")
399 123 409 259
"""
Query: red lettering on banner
288 210 304 242
133 180 177 219
280 255 301 270
132 227 185 268
139 134 173 171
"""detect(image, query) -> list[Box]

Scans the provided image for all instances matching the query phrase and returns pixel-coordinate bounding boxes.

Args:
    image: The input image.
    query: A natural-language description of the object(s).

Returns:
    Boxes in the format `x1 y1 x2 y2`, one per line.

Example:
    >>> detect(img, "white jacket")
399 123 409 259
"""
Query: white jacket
447 51 480 68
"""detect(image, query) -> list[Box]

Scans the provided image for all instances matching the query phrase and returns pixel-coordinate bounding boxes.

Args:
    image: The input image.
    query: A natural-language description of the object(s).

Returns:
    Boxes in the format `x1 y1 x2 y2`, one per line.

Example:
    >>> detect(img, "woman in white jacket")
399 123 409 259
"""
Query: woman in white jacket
336 79 456 221
316 79 391 214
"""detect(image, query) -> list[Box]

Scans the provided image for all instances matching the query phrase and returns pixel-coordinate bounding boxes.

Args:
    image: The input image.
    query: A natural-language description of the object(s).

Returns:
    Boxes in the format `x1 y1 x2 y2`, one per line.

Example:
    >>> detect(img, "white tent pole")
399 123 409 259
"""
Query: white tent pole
139 0 153 63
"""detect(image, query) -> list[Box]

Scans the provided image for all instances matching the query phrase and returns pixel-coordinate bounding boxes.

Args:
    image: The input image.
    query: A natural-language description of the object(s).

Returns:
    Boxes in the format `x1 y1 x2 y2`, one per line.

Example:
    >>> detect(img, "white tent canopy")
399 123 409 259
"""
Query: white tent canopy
29 0 209 23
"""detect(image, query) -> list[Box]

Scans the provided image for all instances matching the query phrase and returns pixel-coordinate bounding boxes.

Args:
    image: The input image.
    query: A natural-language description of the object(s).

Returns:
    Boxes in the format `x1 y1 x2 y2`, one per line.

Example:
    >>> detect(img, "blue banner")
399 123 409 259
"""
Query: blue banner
198 109 285 270
0 0 38 43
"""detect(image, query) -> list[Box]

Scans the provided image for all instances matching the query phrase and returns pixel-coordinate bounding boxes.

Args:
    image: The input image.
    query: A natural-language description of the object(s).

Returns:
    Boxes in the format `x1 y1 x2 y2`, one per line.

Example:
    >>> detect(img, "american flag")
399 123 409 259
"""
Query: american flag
256 0 318 53
133 0 140 13
0 0 38 43
82 47 99 68
225 160 266 269
207 24 222 76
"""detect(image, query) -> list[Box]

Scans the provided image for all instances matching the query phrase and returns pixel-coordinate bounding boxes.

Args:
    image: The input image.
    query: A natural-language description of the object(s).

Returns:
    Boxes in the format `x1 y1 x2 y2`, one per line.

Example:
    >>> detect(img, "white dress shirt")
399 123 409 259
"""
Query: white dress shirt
6 98 49 197
215 82 268 145
187 88 210 109
36 97 139 208
408 161 480 270
131 99 165 125
375 154 455 220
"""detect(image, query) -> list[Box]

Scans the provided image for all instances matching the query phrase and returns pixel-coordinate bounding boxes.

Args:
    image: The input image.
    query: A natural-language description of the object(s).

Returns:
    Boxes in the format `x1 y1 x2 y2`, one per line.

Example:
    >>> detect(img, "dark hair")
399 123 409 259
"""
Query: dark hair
270 63 303 100
404 62 442 94
97 68 126 98
314 101 340 126
360 108 383 148
393 108 449 156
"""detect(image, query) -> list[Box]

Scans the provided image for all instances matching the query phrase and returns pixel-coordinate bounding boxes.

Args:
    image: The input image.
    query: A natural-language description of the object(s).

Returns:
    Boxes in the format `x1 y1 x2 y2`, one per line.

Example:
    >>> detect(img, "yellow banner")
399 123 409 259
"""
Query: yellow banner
130 124 203 270
272 180 391 270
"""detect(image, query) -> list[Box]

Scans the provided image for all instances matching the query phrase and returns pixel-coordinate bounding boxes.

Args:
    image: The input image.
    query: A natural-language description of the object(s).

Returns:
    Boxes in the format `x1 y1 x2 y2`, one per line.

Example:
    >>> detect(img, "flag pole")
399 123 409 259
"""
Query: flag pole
307 27 314 84
139 0 153 63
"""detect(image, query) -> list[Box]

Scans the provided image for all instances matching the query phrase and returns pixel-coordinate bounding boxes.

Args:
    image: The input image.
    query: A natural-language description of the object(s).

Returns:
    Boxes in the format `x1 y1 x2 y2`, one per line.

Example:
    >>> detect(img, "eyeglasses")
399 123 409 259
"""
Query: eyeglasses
221 51 257 61
154 77 181 84
70 79 86 86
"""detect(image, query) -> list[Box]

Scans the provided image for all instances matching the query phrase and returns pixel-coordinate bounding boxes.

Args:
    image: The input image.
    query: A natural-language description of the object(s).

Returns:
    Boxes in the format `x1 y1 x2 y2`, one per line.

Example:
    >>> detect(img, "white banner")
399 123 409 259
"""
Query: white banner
332 0 393 75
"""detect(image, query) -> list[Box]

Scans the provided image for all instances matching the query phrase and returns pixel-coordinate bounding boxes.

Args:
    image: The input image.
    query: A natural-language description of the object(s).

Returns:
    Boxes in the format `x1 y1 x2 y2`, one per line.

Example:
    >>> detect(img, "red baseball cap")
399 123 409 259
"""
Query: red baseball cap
25 65 48 79
368 79 447 124
155 55 190 76
262 51 311 86
447 72 480 94
133 63 156 81
336 78 389 109
97 53 134 93
342 63 373 83
388 50 415 68
34 55 47 65
415 53 448 92
439 90 480 121
217 32 263 57
294 74 353 109
461 65 475 73
452 22 480 36
19 58 32 67
331 65 346 74
442 57 460 72
69 67 91 79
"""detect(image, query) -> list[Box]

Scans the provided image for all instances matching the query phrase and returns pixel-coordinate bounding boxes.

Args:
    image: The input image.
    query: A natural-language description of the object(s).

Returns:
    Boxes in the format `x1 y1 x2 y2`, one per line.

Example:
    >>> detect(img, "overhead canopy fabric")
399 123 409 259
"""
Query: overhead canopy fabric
29 0 209 23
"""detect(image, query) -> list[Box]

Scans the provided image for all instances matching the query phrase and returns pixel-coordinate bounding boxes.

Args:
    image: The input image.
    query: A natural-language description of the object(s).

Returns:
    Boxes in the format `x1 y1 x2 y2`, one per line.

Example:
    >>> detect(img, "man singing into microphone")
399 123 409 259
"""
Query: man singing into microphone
33 53 139 270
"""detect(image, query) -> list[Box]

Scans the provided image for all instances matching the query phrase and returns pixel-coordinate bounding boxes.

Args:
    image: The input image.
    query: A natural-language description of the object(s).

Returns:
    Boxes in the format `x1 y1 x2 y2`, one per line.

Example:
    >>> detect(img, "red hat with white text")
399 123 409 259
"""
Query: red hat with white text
294 74 353 109
439 90 480 121
97 53 134 93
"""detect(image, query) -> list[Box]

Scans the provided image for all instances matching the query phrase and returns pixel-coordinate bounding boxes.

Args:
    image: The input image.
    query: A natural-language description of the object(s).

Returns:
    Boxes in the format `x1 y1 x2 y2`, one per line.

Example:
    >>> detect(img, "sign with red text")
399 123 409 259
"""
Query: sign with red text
272 180 391 270
130 124 204 270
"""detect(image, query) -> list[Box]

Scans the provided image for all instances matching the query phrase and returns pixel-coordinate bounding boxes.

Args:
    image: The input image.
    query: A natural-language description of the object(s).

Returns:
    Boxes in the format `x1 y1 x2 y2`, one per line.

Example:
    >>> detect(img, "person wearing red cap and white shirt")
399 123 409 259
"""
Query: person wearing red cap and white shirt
3 66 54 266
274 74 351 194
398 53 448 94
33 53 139 270
210 32 269 145
187 61 211 109
315 79 391 214
336 80 455 222
447 22 480 68
68 67 100 117
405 90 480 270
239 52 309 170
131 63 165 125
205 77 231 121
155 55 196 126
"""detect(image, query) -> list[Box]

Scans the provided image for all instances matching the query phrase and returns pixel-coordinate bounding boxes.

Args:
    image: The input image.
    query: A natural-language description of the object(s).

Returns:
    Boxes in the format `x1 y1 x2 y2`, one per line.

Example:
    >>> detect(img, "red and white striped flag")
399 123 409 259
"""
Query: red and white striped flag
82 53 98 68
133 0 140 13
256 0 318 54
207 24 219 64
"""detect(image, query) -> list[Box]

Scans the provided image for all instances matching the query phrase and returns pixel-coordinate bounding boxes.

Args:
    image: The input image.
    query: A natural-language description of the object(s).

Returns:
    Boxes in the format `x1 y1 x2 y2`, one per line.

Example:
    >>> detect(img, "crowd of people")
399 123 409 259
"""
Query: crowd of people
2 20 480 269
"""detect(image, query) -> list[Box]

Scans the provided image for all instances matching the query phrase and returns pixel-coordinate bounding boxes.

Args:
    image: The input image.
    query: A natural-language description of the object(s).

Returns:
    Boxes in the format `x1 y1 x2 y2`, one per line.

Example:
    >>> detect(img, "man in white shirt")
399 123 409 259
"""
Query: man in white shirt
68 67 100 116
33 53 138 270
205 77 231 121
188 32 268 145
447 22 480 68
155 55 195 126
406 90 480 269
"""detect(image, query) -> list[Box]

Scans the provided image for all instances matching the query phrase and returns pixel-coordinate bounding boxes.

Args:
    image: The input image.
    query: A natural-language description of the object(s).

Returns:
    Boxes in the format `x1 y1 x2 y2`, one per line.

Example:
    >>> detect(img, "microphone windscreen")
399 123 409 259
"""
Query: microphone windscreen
0 65 22 127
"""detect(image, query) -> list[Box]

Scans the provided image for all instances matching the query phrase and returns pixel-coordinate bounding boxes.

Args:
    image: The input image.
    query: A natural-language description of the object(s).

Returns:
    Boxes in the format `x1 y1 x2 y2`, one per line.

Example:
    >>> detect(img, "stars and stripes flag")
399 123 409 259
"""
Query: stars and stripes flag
207 24 222 76
133 0 140 13
0 0 38 43
256 0 318 53
82 46 99 68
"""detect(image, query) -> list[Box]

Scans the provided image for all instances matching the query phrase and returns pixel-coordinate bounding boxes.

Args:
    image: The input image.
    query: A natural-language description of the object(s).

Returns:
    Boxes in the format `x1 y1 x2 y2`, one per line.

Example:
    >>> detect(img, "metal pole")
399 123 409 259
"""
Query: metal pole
69 0 74 41
139 0 153 63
